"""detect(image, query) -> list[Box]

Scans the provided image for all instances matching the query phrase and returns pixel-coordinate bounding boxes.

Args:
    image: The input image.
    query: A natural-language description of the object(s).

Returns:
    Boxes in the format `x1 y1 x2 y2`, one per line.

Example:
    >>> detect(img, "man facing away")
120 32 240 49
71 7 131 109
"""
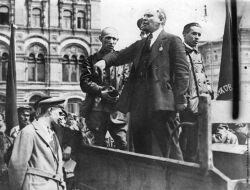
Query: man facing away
95 8 189 160
8 97 67 190
180 22 214 162
80 27 128 150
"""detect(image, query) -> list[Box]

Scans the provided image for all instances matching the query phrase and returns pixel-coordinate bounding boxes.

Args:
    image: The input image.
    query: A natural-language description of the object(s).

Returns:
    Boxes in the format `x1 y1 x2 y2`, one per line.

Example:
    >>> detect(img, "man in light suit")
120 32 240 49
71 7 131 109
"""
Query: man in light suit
8 97 67 190
95 8 189 159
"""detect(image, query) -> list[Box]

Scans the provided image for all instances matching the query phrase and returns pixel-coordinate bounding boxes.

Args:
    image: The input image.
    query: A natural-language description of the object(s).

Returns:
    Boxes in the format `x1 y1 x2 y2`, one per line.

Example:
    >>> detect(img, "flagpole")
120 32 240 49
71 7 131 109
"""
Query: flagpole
5 23 19 135
216 0 234 101
231 0 239 119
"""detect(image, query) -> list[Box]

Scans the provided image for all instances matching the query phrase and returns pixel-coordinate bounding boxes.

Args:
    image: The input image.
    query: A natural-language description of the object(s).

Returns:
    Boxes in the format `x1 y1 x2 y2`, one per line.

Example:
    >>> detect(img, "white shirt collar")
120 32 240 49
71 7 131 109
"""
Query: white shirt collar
150 27 163 47
183 42 198 52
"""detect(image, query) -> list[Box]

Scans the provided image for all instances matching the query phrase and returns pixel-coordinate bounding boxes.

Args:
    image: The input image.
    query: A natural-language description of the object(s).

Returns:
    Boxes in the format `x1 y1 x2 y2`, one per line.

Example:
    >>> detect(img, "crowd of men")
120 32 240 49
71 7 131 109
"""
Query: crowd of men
2 6 243 190
0 97 88 190
86 8 214 161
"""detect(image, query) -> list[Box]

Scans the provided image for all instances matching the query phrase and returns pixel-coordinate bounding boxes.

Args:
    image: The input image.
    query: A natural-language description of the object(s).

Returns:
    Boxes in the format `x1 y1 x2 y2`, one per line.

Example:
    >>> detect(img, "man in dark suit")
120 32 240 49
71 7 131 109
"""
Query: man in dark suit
95 8 189 160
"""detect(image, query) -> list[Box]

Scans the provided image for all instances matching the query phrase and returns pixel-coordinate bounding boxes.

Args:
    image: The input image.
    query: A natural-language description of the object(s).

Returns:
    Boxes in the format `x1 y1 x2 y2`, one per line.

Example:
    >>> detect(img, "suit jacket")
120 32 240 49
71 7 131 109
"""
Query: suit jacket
8 120 65 190
80 50 130 123
103 30 189 113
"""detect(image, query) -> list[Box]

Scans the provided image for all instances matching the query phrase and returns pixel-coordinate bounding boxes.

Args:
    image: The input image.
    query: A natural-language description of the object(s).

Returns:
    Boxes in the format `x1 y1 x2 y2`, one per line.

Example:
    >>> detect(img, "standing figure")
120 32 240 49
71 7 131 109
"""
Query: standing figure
8 97 67 190
180 22 214 162
95 8 189 159
0 113 10 190
80 27 128 150
9 106 32 138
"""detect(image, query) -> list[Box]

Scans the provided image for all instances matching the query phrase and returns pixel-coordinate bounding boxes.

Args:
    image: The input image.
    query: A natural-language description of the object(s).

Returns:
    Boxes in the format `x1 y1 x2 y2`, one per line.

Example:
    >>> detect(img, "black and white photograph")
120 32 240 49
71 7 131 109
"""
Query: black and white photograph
0 0 250 189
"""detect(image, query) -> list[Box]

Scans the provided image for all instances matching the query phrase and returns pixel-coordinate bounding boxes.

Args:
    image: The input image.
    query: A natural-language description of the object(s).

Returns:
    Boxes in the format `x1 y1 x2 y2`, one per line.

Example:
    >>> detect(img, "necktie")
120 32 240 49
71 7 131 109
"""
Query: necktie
143 33 153 53
48 127 58 155
52 133 59 154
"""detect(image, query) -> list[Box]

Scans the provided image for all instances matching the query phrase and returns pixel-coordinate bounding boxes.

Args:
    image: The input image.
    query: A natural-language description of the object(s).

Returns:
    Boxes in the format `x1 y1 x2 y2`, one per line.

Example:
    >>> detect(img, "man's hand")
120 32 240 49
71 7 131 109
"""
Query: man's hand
95 60 106 71
176 103 187 112
101 89 118 103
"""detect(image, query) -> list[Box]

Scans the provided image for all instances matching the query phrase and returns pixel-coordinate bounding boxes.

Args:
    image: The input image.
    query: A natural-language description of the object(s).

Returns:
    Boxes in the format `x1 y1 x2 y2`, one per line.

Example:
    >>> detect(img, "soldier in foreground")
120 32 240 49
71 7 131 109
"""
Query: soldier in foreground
8 97 67 190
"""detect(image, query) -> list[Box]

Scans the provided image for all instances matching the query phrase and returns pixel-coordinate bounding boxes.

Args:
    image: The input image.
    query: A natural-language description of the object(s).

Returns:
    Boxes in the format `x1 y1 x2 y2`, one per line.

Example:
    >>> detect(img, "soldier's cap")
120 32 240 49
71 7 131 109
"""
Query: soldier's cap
17 105 32 113
33 96 51 110
38 97 67 116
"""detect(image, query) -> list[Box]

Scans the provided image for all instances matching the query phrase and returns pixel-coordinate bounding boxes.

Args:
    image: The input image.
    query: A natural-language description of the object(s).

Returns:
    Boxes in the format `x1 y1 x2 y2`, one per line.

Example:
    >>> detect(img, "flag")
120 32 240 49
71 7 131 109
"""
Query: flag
216 0 233 100
5 24 18 135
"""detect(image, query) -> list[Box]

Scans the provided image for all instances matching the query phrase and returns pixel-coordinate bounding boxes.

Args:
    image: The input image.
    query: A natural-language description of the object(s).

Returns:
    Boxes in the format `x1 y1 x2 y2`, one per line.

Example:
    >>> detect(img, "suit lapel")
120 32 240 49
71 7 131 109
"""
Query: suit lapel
134 38 147 70
32 121 59 163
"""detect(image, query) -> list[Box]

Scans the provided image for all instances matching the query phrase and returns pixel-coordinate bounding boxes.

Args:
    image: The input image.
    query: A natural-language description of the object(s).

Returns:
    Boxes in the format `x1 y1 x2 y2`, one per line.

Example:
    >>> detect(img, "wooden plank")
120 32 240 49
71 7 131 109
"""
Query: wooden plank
198 95 213 170
76 145 243 190
212 143 247 154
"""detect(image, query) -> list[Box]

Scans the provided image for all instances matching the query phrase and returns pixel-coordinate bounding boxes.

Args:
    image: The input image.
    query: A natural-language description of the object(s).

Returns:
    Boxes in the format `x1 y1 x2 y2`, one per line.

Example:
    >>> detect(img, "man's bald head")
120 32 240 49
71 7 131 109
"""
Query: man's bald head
100 27 119 40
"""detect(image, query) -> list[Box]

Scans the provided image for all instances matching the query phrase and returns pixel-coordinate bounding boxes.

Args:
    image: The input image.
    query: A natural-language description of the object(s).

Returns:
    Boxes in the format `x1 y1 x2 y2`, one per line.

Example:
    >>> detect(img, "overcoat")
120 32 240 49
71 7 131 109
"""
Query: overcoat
103 30 189 113
8 120 65 190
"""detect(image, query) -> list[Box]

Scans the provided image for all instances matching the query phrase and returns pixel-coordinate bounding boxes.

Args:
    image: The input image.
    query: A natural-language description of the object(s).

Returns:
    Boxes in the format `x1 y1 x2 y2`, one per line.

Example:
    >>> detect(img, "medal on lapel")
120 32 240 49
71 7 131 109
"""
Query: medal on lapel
159 43 163 52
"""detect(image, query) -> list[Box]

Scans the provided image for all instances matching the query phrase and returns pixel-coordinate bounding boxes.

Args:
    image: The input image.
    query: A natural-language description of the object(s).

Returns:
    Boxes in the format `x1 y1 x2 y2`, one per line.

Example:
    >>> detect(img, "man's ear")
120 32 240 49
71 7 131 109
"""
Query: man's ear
99 36 103 41
48 107 53 115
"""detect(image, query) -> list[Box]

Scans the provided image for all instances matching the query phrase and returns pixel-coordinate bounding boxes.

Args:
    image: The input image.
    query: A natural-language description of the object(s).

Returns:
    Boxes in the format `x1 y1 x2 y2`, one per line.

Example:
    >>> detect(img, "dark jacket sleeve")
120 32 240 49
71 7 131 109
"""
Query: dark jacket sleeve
170 36 189 105
80 55 103 96
103 40 141 68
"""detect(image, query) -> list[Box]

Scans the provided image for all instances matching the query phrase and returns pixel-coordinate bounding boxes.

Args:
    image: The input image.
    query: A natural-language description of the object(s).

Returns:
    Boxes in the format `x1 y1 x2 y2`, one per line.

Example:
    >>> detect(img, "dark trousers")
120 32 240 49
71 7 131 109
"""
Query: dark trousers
179 109 198 162
129 80 183 160
130 109 183 160
86 111 127 150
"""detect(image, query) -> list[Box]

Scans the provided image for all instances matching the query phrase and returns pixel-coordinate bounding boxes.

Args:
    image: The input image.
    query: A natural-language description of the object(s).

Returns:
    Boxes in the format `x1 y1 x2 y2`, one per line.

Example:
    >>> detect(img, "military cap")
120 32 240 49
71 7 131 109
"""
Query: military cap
17 105 32 113
33 96 51 111
38 97 67 116
38 97 65 107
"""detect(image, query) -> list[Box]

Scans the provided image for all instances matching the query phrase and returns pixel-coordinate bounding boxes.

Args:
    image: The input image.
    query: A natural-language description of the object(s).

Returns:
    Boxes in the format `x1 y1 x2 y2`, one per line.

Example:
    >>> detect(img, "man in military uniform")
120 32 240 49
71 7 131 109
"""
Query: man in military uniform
8 97 67 190
180 22 214 162
80 27 128 150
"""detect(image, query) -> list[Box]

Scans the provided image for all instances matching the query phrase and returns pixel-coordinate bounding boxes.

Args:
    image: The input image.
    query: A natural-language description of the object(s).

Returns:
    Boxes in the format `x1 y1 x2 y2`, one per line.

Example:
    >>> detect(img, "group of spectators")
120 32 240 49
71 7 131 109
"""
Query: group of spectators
212 123 250 145
0 98 95 190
